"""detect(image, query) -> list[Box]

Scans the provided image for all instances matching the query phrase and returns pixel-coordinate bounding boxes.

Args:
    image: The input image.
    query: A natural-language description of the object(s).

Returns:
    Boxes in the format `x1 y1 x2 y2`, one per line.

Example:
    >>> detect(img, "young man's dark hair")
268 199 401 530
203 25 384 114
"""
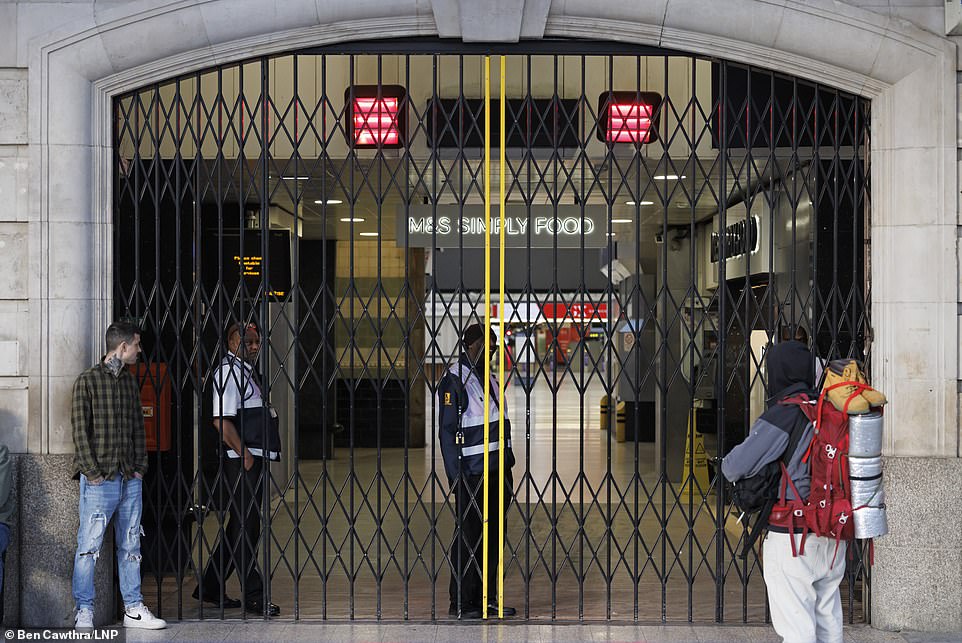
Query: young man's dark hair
105 321 142 353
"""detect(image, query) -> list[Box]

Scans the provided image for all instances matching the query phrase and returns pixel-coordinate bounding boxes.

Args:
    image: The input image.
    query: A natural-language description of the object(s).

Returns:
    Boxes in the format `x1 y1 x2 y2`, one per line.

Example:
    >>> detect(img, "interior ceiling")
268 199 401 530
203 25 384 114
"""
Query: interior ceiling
110 50 852 296
123 52 836 243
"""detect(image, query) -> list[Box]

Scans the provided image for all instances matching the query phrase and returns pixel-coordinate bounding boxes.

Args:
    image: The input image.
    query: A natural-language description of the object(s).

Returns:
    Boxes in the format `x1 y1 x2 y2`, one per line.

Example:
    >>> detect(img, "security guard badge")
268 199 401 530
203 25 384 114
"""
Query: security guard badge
444 392 452 406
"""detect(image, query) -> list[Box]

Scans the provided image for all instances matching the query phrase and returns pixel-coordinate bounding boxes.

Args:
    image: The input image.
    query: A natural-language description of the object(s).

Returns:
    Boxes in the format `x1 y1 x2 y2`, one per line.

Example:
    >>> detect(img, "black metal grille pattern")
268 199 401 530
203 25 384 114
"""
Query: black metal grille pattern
112 39 871 623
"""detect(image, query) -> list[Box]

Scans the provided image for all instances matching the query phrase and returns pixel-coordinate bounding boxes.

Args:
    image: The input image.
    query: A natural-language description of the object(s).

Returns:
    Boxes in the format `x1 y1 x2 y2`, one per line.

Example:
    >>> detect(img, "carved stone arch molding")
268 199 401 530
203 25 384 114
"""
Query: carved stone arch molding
27 0 958 629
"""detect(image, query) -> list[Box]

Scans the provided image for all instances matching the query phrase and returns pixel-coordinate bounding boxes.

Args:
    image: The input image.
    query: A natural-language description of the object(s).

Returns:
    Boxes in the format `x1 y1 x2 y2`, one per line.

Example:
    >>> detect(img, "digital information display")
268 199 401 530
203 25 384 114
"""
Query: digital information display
204 229 292 298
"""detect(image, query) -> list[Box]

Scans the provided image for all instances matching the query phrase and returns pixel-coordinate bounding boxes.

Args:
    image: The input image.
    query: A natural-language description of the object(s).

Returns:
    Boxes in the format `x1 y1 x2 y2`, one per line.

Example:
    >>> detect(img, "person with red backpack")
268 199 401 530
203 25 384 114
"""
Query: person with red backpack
722 338 846 643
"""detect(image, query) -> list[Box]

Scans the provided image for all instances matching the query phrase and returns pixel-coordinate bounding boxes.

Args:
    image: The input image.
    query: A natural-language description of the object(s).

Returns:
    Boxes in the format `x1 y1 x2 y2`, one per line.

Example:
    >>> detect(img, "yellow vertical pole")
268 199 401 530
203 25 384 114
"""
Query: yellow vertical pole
482 55 491 621
497 54 506 620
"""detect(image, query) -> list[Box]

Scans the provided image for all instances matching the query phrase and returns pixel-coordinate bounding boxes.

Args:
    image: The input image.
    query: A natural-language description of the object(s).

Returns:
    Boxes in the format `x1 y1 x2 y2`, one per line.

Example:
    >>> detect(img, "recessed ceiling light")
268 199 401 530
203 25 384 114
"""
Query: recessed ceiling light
654 174 685 180
280 176 311 181
607 232 617 236
313 199 344 205
625 200 655 206
359 231 379 237
340 217 365 223
610 218 633 224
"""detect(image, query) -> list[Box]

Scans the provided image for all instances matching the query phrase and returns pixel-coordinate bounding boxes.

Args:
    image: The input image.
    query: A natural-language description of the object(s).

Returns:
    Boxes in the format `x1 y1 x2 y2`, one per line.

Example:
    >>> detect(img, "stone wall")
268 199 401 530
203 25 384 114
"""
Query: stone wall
3 455 114 628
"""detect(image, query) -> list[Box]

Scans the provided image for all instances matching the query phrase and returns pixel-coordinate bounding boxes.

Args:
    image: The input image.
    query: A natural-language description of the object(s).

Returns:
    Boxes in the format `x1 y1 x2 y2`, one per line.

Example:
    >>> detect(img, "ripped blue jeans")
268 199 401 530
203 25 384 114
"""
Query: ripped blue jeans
72 475 144 610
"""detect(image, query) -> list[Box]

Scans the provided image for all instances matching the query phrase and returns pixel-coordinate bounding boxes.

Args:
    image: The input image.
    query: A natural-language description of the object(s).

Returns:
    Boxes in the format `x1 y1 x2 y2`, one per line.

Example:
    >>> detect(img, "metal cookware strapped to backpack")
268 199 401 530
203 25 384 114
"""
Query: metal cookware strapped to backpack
730 359 888 562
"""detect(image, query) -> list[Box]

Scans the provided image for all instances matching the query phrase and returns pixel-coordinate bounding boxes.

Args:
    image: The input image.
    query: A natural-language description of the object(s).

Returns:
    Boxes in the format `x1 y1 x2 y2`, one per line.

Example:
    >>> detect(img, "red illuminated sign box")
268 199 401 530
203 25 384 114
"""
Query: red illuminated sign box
596 91 662 145
541 303 609 322
346 85 407 149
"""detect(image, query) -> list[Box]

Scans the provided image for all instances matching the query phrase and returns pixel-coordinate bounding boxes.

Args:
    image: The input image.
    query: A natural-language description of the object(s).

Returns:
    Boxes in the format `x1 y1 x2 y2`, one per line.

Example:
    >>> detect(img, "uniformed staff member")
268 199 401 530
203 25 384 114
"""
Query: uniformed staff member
193 322 281 617
438 323 516 619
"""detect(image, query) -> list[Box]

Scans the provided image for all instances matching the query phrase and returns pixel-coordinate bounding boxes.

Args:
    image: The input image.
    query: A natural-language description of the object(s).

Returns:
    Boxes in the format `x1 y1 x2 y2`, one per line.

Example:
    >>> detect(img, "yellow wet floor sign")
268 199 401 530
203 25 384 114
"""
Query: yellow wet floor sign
681 410 709 499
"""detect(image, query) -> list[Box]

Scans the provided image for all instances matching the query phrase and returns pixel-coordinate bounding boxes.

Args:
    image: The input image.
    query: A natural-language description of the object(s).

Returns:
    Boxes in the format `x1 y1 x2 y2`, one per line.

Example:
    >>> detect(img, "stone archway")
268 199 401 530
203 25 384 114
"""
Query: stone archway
22 0 958 631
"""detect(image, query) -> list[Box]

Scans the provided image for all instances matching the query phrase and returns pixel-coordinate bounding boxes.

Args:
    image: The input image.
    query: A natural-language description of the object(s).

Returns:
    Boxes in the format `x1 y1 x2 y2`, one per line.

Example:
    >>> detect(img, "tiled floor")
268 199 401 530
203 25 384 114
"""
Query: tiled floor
142 378 863 625
120 622 962 643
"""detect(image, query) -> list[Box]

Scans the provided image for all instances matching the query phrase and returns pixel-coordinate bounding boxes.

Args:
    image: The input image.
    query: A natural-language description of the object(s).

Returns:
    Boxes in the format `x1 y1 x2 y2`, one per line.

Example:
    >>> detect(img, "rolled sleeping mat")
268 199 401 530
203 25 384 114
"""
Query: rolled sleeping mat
853 506 889 539
848 455 882 480
848 454 888 538
849 412 883 457
850 477 885 508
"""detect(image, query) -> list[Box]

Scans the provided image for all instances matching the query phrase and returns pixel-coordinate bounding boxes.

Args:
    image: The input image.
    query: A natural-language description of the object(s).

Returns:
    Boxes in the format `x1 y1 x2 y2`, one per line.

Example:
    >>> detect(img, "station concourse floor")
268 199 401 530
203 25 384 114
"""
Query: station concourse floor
141 377 859 626
122 622 961 643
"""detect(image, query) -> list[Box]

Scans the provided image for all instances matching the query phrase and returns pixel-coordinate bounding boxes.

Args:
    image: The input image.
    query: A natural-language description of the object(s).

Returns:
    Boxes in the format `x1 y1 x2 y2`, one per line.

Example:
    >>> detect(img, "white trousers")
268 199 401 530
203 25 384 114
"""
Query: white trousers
763 532 847 643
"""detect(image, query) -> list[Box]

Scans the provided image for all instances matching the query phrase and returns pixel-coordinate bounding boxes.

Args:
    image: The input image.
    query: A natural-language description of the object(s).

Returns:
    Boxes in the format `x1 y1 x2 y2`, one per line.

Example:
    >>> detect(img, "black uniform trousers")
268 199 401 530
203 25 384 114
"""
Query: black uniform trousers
199 456 266 603
450 472 512 610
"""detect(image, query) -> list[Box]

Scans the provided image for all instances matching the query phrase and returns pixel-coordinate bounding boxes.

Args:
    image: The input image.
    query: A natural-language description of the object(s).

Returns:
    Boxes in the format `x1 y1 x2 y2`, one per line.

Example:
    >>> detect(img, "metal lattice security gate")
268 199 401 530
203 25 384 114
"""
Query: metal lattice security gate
112 39 872 623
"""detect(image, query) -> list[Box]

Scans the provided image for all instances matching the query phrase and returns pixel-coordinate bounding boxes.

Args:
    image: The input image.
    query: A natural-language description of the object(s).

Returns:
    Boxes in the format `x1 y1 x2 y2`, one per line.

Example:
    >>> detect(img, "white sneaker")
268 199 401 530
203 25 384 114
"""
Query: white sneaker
123 603 167 630
74 608 94 632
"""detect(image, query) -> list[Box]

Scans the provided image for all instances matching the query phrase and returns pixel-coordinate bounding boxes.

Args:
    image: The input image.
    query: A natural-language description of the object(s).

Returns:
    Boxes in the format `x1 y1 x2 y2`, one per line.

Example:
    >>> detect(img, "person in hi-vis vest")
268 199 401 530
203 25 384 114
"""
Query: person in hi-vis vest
438 323 516 619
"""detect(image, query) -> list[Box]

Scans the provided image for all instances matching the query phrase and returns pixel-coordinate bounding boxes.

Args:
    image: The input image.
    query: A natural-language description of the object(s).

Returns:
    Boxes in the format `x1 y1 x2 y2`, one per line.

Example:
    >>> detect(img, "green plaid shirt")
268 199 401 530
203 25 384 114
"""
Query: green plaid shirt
71 362 147 480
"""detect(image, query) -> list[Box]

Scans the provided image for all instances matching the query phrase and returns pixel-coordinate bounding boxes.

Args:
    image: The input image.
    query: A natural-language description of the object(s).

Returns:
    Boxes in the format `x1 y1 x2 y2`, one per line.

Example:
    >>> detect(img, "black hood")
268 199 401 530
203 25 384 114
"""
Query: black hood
766 340 815 406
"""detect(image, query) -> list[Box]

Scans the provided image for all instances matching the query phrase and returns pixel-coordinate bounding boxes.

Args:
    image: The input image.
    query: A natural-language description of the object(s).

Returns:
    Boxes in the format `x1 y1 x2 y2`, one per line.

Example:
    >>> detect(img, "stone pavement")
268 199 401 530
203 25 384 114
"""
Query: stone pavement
121 621 962 642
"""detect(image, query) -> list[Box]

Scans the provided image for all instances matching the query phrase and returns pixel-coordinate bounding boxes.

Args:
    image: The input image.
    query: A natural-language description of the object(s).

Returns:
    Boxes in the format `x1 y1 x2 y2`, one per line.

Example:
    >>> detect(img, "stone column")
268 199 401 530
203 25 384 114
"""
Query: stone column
18 456 114 628
868 59 962 631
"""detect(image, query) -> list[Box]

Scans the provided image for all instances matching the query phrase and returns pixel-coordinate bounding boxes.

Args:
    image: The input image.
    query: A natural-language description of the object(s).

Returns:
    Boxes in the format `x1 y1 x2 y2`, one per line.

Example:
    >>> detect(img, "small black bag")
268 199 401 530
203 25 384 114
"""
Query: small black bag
728 460 782 558
729 460 781 516
726 395 811 557
236 405 281 454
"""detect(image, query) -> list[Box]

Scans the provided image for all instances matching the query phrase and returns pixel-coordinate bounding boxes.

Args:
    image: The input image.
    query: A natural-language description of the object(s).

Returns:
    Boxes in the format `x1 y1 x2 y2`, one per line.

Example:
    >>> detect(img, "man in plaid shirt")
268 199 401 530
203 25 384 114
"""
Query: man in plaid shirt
70 321 166 631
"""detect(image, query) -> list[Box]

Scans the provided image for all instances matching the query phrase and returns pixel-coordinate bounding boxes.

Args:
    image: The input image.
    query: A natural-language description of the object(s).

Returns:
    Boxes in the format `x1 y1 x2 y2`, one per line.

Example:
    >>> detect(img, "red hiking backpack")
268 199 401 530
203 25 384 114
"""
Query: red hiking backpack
770 380 879 565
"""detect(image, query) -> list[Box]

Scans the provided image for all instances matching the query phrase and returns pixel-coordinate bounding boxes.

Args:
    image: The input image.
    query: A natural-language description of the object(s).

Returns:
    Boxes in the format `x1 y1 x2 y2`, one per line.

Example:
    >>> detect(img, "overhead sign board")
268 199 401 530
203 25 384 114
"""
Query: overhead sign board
540 302 609 322
399 205 609 248
425 297 614 324
710 216 760 263
707 204 773 281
